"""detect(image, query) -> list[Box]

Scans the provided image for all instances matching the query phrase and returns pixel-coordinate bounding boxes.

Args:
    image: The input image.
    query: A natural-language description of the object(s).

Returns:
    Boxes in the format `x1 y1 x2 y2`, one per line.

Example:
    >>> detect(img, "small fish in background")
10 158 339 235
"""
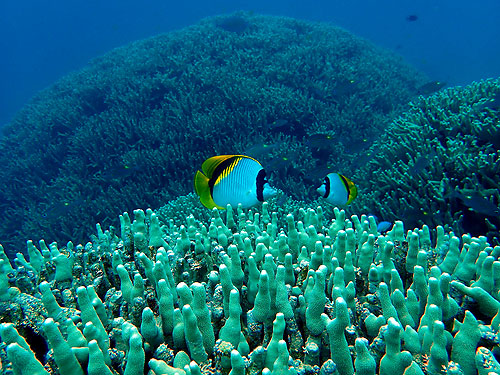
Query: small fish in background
350 141 382 169
367 213 392 233
260 146 304 177
332 77 358 98
100 163 141 181
417 81 446 95
194 155 276 209
42 197 85 220
305 133 336 161
305 133 337 151
408 156 431 176
377 221 393 233
307 133 375 156
264 155 293 172
408 148 438 176
316 173 357 206
406 15 418 22
474 92 500 112
243 142 281 159
266 118 307 138
266 118 290 131
448 190 500 217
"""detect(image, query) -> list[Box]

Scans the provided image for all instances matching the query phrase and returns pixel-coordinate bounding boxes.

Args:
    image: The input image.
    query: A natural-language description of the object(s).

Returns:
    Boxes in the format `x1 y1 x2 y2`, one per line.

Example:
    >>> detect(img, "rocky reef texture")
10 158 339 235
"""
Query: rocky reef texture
0 12 427 254
1 199 500 374
350 77 500 242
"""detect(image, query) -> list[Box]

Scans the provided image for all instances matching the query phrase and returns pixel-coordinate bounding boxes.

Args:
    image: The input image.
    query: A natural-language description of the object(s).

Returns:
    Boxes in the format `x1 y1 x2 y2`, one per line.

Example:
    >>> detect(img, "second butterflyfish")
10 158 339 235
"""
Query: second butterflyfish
194 154 277 209
317 172 357 206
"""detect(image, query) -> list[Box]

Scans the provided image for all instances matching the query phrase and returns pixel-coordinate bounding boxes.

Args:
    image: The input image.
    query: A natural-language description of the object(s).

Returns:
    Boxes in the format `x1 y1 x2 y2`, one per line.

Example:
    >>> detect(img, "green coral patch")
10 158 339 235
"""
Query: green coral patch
352 77 500 242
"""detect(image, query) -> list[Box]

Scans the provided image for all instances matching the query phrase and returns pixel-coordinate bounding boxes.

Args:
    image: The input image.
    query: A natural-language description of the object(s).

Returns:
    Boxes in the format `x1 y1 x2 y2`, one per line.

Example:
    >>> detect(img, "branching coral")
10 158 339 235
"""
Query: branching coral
1 199 500 374
351 77 500 243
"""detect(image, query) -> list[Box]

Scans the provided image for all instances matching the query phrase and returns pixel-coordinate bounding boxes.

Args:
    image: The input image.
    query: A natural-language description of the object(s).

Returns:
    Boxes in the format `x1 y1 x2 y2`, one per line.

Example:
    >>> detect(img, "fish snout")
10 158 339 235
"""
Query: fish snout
263 184 278 200
316 185 326 197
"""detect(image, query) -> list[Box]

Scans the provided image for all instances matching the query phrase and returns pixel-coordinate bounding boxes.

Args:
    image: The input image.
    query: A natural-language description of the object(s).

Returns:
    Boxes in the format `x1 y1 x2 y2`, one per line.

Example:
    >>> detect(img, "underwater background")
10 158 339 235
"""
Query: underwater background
2 0 500 127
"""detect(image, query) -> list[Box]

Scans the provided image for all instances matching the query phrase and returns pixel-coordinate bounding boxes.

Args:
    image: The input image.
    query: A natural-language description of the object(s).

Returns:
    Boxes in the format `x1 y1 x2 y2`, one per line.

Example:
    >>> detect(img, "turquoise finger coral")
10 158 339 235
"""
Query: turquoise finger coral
1 200 500 374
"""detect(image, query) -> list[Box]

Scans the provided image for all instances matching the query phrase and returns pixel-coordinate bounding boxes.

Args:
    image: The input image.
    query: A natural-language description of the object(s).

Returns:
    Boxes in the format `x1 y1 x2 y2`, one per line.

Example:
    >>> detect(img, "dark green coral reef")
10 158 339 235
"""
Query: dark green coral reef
1 201 500 374
0 13 427 254
350 78 500 243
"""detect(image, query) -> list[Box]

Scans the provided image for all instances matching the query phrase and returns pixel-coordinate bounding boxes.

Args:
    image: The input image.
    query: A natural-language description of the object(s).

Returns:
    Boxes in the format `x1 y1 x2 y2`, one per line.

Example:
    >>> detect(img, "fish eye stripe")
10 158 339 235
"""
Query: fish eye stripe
339 174 350 199
323 177 330 198
256 169 266 202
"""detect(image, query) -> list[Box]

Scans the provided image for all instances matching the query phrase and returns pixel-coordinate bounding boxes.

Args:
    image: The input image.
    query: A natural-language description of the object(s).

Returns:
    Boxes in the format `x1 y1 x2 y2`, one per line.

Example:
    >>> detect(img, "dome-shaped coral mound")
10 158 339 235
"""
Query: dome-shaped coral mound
0 13 428 254
351 78 500 242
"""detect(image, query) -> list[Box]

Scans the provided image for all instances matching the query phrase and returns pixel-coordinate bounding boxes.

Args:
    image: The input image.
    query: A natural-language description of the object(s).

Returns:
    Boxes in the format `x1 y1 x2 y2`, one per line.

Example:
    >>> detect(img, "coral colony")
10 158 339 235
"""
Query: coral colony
0 12 499 375
1 201 500 374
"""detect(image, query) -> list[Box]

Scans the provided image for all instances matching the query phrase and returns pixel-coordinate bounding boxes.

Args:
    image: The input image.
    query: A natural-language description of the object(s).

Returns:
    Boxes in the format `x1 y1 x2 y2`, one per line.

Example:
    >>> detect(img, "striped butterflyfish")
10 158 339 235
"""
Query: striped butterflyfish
194 155 277 209
316 172 357 206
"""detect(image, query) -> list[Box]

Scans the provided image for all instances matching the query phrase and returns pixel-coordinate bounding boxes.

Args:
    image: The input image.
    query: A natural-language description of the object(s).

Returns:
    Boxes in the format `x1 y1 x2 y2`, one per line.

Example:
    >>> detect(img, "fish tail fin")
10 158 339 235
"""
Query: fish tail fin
194 170 219 209
345 176 358 204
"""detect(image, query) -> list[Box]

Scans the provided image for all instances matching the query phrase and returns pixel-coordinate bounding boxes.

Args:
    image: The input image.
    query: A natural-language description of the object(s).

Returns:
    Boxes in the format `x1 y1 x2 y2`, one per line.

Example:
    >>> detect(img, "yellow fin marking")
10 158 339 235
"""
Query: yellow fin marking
214 156 241 187
194 170 223 209
342 175 358 204
201 155 235 178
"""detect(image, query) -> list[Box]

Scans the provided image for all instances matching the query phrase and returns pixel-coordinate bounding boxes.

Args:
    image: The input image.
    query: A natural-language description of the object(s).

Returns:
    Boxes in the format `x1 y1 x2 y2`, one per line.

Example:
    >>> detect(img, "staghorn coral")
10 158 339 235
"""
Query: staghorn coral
1 198 500 374
0 12 428 255
350 77 500 243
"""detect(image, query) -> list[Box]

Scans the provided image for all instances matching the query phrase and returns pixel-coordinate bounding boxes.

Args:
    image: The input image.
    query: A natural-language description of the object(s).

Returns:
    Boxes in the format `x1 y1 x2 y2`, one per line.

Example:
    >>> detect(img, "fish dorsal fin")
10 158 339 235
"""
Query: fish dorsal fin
201 155 238 178
202 155 259 178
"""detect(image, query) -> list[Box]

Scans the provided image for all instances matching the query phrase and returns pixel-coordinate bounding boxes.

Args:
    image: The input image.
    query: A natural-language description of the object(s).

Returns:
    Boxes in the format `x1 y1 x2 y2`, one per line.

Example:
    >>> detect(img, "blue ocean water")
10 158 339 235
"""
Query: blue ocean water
1 0 499 127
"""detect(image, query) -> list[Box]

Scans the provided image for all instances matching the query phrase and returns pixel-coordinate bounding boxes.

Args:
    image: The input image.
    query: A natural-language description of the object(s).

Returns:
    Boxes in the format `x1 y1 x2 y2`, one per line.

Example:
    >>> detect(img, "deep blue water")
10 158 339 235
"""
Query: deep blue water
1 0 499 127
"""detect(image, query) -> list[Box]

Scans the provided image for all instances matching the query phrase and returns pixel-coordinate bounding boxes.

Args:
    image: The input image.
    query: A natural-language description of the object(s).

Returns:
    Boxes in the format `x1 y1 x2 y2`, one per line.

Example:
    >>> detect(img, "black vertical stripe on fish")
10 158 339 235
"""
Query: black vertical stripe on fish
339 174 351 200
209 156 240 196
256 169 266 202
323 177 330 198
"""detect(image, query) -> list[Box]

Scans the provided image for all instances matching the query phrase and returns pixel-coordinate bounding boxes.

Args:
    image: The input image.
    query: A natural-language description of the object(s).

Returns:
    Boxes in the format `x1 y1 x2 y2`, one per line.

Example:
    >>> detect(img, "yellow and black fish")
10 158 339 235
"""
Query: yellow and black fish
316 172 357 206
194 155 277 209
